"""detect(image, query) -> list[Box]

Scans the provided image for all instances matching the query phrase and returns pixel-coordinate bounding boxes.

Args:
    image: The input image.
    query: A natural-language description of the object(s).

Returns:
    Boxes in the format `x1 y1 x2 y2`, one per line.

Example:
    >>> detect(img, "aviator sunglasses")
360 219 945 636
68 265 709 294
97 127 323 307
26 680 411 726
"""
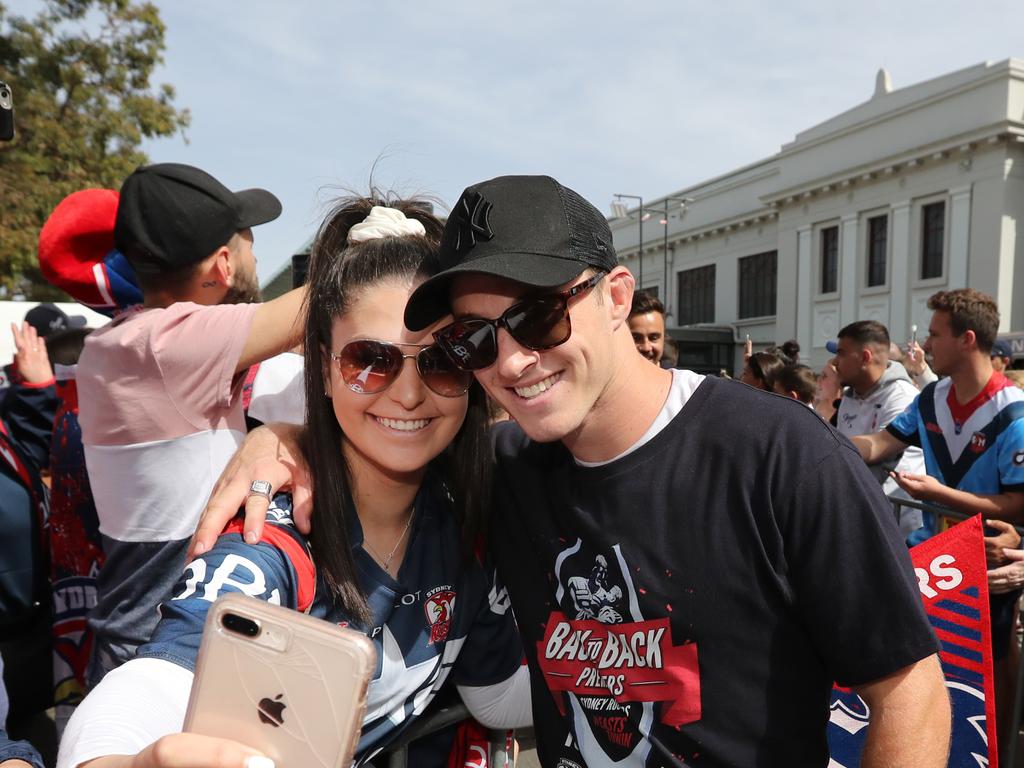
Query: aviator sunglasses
433 271 607 371
331 339 473 397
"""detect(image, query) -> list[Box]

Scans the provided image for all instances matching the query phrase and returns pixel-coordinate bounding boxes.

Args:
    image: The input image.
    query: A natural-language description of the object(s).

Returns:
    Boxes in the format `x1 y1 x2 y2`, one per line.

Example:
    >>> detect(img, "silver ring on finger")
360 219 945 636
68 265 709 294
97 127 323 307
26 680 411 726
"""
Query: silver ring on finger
248 479 273 502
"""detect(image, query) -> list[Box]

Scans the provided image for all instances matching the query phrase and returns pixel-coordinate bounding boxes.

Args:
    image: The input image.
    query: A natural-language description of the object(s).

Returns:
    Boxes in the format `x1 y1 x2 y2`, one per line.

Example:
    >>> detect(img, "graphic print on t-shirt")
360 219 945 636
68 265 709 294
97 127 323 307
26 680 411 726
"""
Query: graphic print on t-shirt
538 539 701 766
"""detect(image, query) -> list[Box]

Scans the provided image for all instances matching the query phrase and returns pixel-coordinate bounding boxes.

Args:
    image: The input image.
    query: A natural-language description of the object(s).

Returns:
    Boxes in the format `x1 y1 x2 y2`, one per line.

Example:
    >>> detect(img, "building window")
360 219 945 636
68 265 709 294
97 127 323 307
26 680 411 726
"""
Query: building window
738 251 777 319
820 226 839 294
866 215 888 287
921 201 945 279
676 265 715 325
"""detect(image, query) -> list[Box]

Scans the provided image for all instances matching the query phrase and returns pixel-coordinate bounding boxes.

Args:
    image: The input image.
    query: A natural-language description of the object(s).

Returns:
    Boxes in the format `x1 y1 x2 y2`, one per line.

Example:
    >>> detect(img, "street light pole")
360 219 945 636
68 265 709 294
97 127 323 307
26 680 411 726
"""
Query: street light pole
612 193 644 290
642 196 692 321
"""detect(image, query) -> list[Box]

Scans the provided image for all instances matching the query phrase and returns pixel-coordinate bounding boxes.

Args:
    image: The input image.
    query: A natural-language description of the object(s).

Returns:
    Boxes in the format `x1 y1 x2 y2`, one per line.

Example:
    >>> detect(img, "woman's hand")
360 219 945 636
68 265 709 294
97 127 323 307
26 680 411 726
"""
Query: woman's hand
81 733 273 768
189 423 310 559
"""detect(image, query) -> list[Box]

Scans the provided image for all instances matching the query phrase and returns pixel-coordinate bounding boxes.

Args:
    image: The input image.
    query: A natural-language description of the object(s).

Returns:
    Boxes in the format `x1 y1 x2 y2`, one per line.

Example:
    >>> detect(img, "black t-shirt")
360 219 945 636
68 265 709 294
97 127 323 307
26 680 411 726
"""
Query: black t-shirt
491 376 938 768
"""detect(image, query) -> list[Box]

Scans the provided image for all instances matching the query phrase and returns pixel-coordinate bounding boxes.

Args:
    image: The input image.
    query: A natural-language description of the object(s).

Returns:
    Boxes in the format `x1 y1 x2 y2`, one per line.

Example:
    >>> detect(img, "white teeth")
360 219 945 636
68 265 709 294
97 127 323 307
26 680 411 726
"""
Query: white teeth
514 374 560 399
377 417 430 431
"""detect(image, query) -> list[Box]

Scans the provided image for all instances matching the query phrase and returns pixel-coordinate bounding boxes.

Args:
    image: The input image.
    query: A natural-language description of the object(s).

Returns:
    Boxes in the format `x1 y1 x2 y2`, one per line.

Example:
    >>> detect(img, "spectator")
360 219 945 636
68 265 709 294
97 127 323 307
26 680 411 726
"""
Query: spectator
59 197 528 768
0 304 85 414
848 288 1024 749
75 163 307 685
829 320 925 538
0 323 58 745
740 350 784 392
991 338 1012 374
627 291 665 364
771 363 816 406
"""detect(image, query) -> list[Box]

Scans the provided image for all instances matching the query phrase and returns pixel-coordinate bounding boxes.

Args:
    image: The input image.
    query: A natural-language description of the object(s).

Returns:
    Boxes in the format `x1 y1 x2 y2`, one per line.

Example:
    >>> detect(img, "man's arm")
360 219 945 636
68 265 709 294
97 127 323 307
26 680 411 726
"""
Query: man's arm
855 654 950 768
235 286 307 375
851 430 907 465
889 475 1024 524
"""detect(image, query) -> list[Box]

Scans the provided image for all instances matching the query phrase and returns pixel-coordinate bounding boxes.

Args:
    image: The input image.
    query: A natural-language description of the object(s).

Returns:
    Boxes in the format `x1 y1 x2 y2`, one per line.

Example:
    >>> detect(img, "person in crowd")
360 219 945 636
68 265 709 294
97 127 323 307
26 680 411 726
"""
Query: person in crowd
0 305 86 413
627 291 665 365
739 350 784 392
200 175 950 767
0 322 58 751
990 338 1012 374
59 197 529 768
848 288 1024 750
829 321 924 539
771 362 816 406
75 163 307 686
814 362 842 425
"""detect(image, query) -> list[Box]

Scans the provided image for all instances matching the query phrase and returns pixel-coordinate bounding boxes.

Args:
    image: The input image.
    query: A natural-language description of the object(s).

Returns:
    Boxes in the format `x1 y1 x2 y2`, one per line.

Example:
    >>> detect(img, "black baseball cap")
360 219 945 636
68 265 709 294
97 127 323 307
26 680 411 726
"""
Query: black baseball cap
114 163 281 274
404 175 618 331
24 303 87 337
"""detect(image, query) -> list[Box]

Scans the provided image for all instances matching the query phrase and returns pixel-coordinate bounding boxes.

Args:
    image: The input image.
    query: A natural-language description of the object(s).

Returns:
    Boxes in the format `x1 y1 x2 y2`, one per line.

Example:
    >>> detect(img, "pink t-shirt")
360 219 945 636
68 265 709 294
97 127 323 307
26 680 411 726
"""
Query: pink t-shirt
78 301 258 543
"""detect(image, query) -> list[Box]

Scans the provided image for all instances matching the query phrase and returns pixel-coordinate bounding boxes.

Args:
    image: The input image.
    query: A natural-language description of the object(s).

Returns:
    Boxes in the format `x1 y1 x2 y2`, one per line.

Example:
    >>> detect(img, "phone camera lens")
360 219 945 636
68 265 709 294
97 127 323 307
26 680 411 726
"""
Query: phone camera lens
221 612 260 637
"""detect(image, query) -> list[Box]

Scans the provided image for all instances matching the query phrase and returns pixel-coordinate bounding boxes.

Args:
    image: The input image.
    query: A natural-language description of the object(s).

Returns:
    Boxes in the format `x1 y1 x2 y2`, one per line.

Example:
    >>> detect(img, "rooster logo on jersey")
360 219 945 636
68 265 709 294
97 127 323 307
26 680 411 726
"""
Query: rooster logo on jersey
425 586 456 644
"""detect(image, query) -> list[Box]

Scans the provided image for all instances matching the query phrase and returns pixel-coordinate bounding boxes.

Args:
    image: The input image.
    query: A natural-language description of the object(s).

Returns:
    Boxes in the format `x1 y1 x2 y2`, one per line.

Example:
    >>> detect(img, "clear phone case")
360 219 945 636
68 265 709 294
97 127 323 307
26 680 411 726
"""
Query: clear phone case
184 593 376 768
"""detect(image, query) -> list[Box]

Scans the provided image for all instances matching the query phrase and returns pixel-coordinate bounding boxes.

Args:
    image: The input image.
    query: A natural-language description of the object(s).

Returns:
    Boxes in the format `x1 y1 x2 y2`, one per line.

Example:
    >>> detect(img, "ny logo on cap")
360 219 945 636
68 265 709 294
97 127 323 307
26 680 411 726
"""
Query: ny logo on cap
449 190 494 255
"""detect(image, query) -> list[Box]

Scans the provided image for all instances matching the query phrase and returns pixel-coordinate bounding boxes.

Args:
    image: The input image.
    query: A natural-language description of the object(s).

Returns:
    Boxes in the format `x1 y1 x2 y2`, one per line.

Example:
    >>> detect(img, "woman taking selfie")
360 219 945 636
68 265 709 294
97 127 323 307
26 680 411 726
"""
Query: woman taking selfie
58 197 530 768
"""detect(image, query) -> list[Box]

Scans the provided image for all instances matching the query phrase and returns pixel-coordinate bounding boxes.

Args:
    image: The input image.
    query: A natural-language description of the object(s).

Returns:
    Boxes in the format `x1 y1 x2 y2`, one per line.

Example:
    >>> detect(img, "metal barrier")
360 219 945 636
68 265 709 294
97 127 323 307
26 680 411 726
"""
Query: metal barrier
380 701 534 768
888 495 1024 764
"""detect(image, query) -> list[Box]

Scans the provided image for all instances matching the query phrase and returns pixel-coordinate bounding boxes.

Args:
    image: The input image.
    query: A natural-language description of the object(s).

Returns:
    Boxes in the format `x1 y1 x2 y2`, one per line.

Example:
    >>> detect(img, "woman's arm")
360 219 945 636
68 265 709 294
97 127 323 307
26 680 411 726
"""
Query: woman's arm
457 665 532 729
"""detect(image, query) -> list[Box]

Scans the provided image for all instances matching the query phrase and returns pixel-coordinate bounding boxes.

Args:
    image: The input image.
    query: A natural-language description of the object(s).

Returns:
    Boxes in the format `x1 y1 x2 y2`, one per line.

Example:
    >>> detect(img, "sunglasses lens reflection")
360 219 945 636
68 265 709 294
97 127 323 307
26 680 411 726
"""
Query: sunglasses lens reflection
417 345 473 397
337 341 401 394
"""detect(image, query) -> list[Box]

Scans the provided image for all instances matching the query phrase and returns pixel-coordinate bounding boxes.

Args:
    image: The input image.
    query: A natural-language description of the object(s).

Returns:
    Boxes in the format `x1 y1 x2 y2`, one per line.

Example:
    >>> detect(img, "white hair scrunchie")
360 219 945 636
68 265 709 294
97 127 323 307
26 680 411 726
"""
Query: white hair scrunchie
347 205 426 243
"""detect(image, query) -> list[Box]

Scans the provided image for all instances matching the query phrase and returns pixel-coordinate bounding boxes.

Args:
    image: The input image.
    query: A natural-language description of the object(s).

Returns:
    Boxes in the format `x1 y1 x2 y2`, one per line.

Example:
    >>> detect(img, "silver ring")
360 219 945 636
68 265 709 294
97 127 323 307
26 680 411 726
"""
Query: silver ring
248 479 273 501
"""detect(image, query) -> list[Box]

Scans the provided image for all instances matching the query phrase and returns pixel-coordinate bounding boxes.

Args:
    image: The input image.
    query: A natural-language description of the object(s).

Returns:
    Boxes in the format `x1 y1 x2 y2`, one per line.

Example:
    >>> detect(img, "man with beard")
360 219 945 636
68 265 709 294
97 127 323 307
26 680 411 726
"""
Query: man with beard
76 163 305 684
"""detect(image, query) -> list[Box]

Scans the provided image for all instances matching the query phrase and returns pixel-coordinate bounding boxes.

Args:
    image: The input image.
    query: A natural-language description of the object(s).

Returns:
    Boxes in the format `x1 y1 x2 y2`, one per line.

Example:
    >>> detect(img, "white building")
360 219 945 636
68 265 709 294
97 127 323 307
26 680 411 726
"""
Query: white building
611 59 1024 373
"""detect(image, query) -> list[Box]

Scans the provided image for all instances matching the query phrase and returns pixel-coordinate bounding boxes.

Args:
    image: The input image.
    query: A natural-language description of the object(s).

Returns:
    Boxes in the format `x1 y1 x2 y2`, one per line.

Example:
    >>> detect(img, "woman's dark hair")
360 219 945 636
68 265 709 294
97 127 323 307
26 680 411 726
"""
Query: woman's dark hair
300 193 491 626
746 351 785 392
774 363 817 404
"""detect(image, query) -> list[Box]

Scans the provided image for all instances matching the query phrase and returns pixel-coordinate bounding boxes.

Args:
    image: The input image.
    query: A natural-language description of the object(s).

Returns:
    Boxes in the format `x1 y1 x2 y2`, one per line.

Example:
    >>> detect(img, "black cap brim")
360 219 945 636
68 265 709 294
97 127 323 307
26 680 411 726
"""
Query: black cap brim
404 251 588 331
235 188 282 229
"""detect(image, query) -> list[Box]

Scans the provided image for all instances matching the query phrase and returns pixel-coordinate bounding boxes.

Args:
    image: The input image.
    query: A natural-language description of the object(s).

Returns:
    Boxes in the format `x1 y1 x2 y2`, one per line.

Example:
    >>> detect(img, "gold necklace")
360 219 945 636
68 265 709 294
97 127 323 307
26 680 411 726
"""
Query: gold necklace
363 509 414 575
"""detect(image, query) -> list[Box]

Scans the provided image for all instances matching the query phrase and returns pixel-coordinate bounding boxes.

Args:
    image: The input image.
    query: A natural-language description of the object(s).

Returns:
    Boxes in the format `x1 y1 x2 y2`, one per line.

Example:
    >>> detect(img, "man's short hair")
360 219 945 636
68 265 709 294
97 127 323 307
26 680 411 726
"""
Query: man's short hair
630 291 664 319
927 288 999 352
837 320 890 349
775 363 817 404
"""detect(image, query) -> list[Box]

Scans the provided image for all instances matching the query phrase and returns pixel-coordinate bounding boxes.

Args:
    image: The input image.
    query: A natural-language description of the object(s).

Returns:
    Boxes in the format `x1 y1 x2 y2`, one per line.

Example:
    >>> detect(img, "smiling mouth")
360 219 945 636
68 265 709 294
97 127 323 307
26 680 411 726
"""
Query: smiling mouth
513 373 561 400
375 417 431 432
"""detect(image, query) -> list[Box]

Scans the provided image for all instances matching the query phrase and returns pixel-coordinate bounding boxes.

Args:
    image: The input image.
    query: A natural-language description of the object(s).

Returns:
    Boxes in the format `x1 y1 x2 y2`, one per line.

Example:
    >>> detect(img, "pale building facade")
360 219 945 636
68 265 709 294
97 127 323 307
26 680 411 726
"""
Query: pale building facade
611 59 1024 372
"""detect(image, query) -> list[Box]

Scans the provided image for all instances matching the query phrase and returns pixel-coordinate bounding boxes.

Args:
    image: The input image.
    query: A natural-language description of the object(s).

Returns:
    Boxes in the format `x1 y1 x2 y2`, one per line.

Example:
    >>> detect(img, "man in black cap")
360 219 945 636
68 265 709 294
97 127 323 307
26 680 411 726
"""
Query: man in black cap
991 338 1012 374
199 175 950 767
75 163 306 684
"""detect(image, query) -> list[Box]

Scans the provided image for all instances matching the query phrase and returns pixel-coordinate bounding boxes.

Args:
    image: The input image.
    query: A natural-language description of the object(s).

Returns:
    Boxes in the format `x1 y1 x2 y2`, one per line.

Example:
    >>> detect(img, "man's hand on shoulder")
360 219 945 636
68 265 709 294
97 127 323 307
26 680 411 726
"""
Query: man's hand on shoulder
190 422 310 559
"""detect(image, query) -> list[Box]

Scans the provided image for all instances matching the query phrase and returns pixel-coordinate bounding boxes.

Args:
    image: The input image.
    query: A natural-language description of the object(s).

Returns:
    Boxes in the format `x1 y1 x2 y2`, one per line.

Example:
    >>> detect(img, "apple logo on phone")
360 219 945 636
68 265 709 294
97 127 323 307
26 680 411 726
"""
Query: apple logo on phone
257 694 286 727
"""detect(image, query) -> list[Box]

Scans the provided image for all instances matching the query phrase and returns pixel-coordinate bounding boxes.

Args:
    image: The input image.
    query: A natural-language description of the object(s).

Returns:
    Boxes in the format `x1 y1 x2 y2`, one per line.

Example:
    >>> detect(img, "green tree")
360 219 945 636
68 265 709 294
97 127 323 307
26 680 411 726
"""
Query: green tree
0 0 189 300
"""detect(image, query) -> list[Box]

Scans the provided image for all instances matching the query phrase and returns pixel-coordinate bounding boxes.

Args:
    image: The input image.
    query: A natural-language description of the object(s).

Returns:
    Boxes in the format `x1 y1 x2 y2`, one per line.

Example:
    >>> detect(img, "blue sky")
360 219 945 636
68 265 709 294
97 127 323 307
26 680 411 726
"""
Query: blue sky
9 0 1024 283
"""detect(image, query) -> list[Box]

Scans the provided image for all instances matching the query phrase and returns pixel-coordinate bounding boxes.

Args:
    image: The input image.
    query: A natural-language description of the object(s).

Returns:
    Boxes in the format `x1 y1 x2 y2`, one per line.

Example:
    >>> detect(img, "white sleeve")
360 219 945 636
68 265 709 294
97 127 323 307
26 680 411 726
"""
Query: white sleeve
456 664 533 728
57 657 192 768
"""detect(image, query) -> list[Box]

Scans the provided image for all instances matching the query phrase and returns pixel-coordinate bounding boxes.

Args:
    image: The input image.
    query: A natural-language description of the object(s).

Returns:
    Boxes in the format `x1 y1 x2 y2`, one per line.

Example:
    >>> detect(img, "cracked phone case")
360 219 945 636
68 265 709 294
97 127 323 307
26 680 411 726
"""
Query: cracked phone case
184 593 376 768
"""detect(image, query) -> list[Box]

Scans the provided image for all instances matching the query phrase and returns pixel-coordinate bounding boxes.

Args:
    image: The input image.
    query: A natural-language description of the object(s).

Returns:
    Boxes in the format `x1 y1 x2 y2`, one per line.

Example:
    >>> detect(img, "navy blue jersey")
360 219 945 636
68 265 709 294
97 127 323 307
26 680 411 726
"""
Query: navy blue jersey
140 479 522 764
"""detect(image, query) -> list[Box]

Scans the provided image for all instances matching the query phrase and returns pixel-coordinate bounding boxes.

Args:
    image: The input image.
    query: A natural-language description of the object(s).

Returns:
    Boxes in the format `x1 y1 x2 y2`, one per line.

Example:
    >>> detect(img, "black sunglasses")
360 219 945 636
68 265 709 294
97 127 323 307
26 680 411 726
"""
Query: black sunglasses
331 339 473 398
433 272 606 371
